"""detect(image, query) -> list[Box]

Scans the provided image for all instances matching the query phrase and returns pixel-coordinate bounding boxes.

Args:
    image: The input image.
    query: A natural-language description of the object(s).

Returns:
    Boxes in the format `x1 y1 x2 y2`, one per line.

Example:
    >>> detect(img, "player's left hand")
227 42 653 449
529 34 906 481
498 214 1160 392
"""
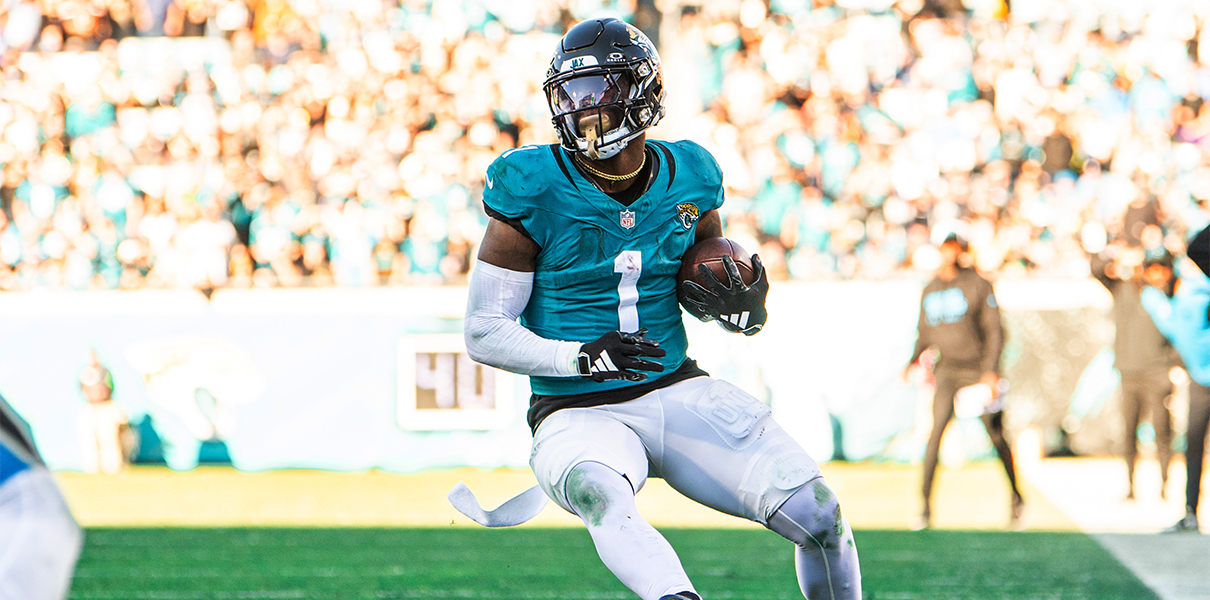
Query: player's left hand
680 254 768 336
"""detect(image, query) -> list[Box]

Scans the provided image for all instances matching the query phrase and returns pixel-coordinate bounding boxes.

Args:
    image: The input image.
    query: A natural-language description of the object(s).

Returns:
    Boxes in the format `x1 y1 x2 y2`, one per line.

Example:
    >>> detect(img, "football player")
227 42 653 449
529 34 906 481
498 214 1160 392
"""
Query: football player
0 394 83 600
464 18 861 600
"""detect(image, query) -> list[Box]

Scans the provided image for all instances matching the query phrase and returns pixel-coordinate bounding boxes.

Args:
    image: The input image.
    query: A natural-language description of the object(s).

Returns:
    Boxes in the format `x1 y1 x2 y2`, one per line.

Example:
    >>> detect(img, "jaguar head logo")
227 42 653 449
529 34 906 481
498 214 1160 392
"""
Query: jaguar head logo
676 203 700 229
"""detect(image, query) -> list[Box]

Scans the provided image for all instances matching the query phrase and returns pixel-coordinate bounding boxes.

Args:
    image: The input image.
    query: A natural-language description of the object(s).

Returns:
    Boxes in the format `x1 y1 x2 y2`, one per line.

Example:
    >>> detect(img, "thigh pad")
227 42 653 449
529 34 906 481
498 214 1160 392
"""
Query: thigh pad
529 408 649 515
686 379 772 450
658 379 819 523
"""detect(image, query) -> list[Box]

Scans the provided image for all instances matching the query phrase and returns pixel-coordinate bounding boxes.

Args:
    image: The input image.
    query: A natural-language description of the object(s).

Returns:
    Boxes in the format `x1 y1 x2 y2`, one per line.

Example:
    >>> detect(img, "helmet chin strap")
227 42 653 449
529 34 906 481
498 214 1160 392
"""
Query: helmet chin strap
584 122 601 160
579 111 618 161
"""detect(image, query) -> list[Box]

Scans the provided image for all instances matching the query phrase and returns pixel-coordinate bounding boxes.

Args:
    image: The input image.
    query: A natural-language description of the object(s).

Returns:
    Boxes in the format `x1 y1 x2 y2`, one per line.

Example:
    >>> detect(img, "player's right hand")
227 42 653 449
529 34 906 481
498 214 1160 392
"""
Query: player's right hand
680 254 768 336
577 329 666 382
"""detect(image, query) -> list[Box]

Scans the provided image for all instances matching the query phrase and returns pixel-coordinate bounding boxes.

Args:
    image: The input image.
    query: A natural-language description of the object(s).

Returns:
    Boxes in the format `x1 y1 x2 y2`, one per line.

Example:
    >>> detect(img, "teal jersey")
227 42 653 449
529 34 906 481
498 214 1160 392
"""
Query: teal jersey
482 141 724 396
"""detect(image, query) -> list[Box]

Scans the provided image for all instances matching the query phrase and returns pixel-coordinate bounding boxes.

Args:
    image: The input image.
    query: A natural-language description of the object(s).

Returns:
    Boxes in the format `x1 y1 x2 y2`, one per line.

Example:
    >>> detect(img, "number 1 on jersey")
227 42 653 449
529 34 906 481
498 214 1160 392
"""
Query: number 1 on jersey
614 251 641 333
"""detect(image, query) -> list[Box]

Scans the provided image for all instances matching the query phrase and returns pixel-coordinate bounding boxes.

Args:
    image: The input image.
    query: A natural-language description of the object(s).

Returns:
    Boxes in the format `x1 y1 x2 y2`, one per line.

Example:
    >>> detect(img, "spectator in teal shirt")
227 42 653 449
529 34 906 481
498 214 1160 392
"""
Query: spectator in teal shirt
752 159 801 239
1141 227 1210 533
64 90 116 139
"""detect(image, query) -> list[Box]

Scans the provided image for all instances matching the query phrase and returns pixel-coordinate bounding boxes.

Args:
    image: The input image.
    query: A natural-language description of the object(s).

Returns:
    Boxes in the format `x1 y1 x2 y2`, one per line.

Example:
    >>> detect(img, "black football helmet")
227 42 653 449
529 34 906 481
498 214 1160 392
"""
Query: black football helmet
543 18 665 160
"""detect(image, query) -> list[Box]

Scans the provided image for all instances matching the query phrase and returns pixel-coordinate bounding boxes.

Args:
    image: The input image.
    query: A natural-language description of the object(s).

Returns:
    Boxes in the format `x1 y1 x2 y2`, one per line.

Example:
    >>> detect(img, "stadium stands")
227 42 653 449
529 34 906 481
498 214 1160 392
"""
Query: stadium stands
0 0 1206 290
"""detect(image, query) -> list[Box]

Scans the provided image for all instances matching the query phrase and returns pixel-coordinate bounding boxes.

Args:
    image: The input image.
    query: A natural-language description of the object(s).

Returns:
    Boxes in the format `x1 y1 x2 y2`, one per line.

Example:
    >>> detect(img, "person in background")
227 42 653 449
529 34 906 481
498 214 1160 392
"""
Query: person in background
904 234 1023 530
1141 226 1210 533
80 348 126 475
0 393 84 599
1091 242 1178 500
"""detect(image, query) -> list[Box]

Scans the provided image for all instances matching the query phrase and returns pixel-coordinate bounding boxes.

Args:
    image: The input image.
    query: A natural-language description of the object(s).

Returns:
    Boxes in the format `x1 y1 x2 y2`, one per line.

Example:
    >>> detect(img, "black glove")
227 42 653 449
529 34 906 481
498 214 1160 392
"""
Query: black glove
578 329 667 382
679 254 768 336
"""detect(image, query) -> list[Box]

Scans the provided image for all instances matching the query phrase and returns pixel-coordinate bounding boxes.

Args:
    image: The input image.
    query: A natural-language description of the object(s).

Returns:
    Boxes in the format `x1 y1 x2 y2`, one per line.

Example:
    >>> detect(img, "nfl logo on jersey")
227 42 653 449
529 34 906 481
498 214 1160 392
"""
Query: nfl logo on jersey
620 210 635 229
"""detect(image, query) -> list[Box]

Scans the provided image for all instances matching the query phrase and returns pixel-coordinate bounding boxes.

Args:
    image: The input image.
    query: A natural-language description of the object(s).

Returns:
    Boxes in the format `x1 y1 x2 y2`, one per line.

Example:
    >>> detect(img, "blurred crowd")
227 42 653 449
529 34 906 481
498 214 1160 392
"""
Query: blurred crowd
1 0 1209 290
0 0 573 289
665 0 1210 281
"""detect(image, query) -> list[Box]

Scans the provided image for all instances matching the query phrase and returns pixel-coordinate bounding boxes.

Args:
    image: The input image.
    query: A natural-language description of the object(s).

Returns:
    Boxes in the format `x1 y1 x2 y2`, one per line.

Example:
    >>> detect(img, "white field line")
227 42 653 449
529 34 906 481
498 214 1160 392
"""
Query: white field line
1020 459 1210 600
1094 534 1210 600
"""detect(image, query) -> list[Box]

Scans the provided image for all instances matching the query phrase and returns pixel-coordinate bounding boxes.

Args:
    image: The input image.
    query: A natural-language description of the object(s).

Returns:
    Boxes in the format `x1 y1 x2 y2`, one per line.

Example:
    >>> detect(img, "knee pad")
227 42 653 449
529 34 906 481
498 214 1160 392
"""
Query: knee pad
564 461 635 525
767 478 846 549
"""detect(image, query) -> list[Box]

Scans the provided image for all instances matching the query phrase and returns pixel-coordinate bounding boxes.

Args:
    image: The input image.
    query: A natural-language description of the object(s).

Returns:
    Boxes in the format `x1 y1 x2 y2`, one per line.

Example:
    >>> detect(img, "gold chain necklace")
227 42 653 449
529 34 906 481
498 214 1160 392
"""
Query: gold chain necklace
575 151 646 182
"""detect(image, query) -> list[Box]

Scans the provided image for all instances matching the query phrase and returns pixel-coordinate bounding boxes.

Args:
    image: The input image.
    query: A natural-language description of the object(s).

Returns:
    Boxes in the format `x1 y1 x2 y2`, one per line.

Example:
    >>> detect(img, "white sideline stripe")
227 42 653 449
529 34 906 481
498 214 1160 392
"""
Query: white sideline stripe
1094 534 1210 600
1021 459 1210 600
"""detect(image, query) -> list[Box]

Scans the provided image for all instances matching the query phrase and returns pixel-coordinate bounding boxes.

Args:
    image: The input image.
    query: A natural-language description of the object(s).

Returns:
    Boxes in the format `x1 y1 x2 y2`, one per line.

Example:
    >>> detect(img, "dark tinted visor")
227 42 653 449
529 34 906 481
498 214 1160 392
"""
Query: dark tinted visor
549 71 632 116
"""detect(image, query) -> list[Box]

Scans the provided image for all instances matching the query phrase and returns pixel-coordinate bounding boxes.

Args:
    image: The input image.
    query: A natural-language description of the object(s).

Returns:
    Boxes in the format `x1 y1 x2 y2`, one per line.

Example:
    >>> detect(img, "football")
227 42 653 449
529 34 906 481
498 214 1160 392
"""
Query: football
677 237 757 289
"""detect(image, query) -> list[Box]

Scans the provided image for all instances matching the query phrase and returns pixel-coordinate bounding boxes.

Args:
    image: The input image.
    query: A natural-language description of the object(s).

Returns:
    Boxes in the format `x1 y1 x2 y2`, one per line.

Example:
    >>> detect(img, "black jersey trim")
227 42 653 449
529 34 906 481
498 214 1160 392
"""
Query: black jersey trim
482 203 540 250
526 358 709 433
550 145 577 187
650 141 676 192
603 146 659 207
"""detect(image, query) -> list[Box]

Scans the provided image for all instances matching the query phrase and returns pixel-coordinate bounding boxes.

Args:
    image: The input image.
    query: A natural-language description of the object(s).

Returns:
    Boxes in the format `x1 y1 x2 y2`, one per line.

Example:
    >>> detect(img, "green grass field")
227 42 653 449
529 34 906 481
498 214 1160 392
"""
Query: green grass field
58 464 1191 599
70 527 1158 600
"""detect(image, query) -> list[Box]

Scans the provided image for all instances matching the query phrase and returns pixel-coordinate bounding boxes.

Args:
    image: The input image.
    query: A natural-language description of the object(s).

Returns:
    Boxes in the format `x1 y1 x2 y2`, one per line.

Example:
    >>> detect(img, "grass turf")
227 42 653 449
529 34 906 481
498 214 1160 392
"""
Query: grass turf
70 528 1157 600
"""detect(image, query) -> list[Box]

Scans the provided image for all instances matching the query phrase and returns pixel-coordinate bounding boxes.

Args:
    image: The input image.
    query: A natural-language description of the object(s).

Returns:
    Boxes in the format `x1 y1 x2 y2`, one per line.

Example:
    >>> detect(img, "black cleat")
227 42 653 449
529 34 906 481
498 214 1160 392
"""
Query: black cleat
660 593 702 600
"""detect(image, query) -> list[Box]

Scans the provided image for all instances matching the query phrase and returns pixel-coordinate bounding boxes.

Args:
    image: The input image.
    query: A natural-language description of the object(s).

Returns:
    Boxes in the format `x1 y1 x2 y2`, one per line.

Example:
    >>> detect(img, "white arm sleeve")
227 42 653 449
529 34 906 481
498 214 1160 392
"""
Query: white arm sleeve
464 261 582 377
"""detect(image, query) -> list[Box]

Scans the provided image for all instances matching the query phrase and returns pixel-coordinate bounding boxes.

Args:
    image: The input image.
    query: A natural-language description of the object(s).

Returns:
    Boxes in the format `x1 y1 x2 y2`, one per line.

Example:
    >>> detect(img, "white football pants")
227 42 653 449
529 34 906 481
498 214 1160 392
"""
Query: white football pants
530 376 861 600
